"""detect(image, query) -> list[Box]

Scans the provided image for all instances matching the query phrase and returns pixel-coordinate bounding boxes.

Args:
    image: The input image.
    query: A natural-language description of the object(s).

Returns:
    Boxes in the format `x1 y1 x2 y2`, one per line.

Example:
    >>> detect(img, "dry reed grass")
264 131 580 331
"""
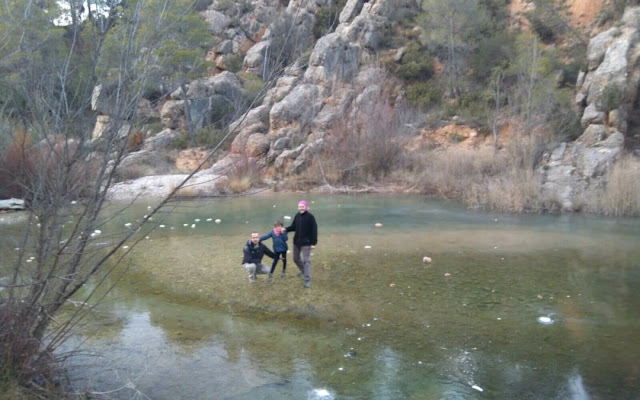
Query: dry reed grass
594 155 640 216
417 138 544 212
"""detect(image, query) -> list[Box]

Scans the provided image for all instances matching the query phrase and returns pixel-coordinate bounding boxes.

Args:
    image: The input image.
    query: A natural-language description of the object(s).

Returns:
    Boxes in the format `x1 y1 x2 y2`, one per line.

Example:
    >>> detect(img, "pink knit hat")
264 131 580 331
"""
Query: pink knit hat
298 200 309 210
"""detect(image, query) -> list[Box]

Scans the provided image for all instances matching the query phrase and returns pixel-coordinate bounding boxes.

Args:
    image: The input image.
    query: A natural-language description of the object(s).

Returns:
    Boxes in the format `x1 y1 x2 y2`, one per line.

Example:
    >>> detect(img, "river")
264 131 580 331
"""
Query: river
1 194 639 399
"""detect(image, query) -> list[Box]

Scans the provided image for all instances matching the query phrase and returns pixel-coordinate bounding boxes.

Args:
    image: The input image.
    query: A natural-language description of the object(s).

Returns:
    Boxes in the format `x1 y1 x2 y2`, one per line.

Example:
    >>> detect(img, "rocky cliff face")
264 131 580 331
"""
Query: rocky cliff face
537 6 640 212
102 0 640 209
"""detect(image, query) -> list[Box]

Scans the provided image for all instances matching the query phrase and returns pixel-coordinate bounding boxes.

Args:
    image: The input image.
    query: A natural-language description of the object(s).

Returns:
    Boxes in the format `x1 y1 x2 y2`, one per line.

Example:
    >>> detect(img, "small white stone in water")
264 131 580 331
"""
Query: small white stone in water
122 246 129 249
357 337 362 341
183 224 189 227
191 224 196 228
273 205 276 207
312 389 332 398
366 323 371 327
374 222 383 227
206 218 212 221
364 245 372 249
159 225 165 228
125 223 132 227
338 367 344 371
14 248 20 251
71 200 77 205
284 216 291 220
145 236 150 240
147 206 152 209
537 316 553 325
215 219 221 223
422 256 432 263
496 317 502 321
471 384 483 392
194 219 200 222
26 259 32 263
418 361 423 365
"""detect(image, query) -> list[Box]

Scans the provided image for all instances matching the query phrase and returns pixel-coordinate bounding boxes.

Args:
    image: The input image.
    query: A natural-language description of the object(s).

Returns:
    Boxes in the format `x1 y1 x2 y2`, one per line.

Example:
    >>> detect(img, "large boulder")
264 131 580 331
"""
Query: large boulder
269 84 325 130
304 33 360 83
576 6 640 135
538 126 624 212
203 10 231 35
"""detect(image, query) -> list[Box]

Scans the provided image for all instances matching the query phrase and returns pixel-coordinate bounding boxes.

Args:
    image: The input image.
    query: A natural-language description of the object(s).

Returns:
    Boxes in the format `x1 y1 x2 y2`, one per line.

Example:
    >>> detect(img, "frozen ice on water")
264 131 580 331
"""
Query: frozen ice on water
537 316 553 325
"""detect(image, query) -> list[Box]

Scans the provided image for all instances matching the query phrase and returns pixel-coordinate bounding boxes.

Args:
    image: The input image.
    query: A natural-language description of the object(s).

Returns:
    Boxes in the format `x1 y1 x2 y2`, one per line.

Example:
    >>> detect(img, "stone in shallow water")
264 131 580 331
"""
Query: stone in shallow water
537 316 553 325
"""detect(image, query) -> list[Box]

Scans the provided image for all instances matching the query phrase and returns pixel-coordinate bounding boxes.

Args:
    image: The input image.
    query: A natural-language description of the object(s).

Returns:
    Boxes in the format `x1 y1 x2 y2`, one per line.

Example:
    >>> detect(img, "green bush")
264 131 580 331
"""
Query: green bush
405 81 442 108
195 126 231 149
224 53 244 73
596 83 625 112
240 72 264 106
312 1 347 39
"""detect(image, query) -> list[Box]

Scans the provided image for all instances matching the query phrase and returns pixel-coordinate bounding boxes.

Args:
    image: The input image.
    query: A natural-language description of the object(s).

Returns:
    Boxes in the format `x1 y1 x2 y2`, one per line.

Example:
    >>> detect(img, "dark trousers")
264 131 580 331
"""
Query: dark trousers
270 251 287 274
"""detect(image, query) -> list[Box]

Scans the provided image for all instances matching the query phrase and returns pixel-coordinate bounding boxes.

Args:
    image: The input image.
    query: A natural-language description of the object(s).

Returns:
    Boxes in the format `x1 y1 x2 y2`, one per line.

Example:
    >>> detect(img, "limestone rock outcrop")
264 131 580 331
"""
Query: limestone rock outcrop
538 6 640 212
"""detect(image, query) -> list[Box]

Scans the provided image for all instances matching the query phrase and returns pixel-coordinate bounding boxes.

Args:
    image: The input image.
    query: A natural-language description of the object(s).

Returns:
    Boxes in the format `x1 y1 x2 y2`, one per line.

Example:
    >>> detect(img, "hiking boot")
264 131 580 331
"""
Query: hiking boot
249 275 256 283
268 273 273 283
303 280 311 288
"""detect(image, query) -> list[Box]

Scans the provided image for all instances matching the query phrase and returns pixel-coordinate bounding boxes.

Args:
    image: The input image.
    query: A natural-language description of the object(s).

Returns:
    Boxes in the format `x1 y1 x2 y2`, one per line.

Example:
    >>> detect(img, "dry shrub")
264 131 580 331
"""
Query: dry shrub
466 169 541 212
0 128 32 198
418 137 544 212
226 155 263 194
419 147 500 197
283 163 325 191
126 130 144 152
596 155 640 216
0 129 96 201
321 96 410 185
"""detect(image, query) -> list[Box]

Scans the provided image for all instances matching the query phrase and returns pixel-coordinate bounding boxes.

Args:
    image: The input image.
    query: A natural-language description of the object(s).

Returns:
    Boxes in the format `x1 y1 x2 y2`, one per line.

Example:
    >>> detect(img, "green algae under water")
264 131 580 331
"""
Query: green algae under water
2 194 640 399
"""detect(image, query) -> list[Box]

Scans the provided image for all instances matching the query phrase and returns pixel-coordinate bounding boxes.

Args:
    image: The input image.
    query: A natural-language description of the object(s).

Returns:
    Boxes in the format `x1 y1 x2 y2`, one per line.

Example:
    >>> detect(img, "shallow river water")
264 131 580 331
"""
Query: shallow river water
2 194 640 399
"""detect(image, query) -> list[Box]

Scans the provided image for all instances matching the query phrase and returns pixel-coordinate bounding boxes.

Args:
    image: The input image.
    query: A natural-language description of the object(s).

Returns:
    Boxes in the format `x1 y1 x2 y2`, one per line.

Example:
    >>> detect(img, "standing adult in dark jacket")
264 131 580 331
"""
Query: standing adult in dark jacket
242 232 275 283
285 200 317 288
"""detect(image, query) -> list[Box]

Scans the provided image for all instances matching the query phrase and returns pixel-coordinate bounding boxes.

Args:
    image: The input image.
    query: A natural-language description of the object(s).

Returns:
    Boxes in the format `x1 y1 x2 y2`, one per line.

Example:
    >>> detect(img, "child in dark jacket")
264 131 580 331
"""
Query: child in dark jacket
260 221 288 282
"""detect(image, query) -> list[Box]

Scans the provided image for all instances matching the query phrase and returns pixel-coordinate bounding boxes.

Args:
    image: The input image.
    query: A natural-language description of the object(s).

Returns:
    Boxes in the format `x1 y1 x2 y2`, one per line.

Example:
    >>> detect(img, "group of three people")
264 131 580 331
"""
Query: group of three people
242 200 317 288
